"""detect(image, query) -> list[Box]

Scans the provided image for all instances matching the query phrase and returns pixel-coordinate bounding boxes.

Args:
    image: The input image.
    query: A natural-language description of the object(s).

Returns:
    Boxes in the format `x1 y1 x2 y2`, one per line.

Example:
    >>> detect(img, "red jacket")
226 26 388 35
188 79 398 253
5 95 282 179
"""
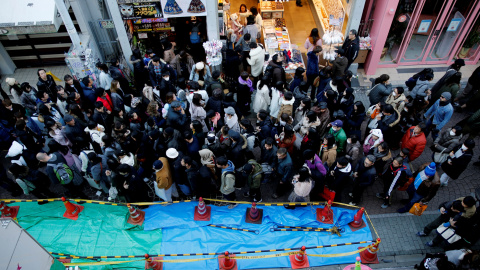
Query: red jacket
276 134 296 154
401 127 426 161
96 93 113 112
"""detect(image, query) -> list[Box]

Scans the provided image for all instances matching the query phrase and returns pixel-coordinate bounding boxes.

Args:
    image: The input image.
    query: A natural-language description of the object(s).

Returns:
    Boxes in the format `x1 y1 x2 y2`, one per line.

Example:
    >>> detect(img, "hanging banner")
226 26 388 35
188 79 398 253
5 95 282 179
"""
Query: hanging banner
119 2 163 20
159 0 207 18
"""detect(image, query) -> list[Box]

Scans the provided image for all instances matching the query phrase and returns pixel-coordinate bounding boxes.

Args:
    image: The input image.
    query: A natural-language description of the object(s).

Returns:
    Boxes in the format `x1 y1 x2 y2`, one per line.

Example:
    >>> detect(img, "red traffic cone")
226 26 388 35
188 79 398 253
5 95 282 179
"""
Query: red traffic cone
62 197 84 220
218 251 237 270
316 200 333 224
289 246 310 269
194 197 211 221
245 202 263 224
0 202 19 219
144 254 163 270
349 207 366 231
359 238 381 264
127 203 145 225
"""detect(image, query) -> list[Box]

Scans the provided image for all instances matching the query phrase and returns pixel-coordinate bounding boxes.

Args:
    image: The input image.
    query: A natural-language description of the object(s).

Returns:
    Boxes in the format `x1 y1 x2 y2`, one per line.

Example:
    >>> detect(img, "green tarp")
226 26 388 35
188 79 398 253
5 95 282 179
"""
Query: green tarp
9 202 162 270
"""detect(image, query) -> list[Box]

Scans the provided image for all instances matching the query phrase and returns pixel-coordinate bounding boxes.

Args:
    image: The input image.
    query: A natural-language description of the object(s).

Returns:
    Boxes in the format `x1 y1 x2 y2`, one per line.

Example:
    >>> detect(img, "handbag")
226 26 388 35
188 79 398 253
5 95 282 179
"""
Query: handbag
320 186 336 201
409 202 428 216
433 150 448 164
436 224 462 244
367 118 379 129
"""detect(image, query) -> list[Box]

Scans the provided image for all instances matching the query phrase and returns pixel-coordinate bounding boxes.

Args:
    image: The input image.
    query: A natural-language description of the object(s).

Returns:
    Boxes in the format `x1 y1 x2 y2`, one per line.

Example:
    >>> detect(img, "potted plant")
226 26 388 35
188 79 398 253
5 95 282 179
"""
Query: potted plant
459 30 480 58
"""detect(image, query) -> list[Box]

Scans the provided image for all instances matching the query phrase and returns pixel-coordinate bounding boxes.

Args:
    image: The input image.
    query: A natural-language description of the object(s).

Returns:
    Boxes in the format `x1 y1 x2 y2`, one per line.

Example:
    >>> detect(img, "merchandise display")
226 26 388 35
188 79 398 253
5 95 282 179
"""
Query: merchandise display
322 29 344 61
259 1 284 19
310 0 347 33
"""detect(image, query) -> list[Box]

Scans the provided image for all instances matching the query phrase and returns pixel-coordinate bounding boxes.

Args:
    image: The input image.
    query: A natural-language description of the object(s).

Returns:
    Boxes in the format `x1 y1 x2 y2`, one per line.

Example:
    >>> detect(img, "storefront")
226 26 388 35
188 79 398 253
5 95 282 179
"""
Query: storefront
364 0 480 75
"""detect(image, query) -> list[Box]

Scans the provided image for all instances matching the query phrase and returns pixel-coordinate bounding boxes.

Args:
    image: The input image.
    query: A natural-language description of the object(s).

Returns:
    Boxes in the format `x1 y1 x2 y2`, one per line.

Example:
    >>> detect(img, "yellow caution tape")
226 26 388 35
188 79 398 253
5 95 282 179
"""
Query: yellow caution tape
63 259 146 266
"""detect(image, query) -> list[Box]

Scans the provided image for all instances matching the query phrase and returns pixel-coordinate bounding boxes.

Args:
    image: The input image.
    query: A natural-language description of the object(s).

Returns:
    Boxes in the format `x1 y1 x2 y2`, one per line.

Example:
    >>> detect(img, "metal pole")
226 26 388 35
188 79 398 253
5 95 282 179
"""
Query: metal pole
54 0 81 52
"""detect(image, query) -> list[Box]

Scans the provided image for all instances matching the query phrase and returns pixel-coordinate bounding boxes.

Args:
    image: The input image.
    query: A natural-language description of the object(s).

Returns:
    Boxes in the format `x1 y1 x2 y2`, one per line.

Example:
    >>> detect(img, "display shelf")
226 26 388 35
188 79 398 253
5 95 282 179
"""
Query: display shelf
308 0 346 34
259 1 284 19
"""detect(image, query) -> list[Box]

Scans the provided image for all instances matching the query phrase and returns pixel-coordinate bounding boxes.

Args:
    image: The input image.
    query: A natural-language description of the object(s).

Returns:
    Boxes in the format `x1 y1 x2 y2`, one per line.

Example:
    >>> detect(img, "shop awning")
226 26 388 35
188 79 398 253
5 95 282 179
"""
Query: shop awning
0 0 63 35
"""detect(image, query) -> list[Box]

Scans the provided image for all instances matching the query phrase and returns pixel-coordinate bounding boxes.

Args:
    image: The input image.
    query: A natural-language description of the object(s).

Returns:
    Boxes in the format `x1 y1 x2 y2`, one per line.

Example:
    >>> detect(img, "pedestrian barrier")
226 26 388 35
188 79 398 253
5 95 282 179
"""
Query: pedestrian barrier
208 224 259 234
289 246 309 269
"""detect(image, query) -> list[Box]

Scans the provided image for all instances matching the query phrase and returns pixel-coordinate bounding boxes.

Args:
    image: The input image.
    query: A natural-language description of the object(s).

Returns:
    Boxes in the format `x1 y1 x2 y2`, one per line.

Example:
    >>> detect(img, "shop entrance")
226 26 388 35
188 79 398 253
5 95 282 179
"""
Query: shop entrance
381 0 480 65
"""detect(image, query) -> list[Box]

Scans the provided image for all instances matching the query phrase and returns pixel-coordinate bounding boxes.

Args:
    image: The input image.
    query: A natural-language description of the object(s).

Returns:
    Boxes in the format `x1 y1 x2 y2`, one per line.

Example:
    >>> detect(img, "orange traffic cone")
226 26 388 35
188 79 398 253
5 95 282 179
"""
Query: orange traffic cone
245 202 263 224
218 251 237 270
0 202 19 219
127 203 145 225
349 207 366 231
62 197 84 220
289 246 310 269
194 197 211 221
359 238 381 264
316 200 333 224
144 254 163 270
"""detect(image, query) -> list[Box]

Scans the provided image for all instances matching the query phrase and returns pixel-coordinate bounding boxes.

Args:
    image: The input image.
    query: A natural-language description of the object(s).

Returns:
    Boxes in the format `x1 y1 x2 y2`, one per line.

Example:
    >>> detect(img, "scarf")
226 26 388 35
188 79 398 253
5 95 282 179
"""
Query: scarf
373 147 387 159
225 114 239 130
414 170 430 190
239 76 254 93
154 65 162 76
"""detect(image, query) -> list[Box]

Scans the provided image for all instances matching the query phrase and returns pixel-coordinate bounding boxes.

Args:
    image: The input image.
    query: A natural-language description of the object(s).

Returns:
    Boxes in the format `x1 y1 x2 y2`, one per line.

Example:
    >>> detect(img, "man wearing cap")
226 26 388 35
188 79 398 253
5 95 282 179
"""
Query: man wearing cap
424 92 454 140
153 157 177 202
166 101 187 132
166 148 190 198
328 120 347 154
331 48 348 80
349 155 376 206
64 114 87 143
397 162 440 213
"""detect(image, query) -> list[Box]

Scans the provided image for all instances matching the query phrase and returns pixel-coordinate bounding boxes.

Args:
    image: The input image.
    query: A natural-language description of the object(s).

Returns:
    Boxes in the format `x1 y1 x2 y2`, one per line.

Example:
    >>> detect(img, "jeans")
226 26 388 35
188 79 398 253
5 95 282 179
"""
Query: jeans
178 184 192 196
424 118 439 140
424 215 448 235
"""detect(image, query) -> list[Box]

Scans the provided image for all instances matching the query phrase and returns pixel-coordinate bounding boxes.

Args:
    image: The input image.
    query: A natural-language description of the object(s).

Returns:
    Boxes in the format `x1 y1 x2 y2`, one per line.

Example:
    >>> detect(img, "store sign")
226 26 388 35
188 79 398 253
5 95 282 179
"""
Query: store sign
133 18 168 24
119 3 163 20
418 19 431 33
99 20 115 29
447 18 462 32
133 22 171 32
0 24 58 35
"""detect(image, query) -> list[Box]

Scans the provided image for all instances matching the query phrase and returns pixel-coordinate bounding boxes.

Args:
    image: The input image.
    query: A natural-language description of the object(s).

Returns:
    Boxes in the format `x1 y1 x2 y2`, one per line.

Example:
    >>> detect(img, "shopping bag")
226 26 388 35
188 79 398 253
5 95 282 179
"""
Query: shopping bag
320 186 336 201
398 176 414 191
436 224 462 244
409 202 428 216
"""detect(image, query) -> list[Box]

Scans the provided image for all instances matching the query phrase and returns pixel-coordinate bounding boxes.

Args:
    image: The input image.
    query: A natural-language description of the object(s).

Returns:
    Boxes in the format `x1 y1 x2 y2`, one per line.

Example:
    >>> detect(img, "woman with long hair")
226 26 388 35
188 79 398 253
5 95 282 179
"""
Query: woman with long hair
321 133 337 168
275 125 296 154
304 28 322 52
189 93 208 132
253 75 271 113
130 48 147 91
270 81 285 120
345 101 366 139
46 120 72 148
288 167 313 203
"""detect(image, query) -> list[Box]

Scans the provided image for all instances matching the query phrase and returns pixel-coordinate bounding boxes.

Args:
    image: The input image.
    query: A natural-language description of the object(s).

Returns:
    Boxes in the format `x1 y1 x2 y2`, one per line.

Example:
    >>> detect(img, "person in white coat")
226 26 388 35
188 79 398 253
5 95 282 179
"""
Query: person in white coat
97 63 114 90
252 76 271 113
269 81 284 120
246 43 265 83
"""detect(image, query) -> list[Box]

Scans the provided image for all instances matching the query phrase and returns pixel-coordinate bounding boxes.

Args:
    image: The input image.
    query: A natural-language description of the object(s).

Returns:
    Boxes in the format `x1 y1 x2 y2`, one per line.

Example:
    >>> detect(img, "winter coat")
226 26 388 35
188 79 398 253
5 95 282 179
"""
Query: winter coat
229 134 248 168
306 51 319 76
276 153 294 183
36 75 57 99
353 157 377 187
246 159 263 189
170 54 195 79
206 95 224 116
431 68 457 96
268 61 286 87
305 154 327 176
257 118 274 142
441 146 473 179
386 93 407 113
346 141 362 168
293 86 308 112
252 82 271 113
369 83 392 105
96 94 114 112
328 127 347 154
189 65 212 83
424 100 454 131
80 82 97 105
163 47 175 64
433 128 462 153
295 115 321 136
331 56 348 78
342 37 360 63
154 157 173 190
246 46 265 77
189 103 208 132
20 90 38 114
276 134 296 154
326 162 352 193
414 164 440 203
260 140 278 166
220 160 236 195
409 79 430 99
321 145 337 168
99 71 113 90
110 92 124 111
377 110 400 134
401 127 426 161
167 108 188 132
277 97 295 119
269 88 282 118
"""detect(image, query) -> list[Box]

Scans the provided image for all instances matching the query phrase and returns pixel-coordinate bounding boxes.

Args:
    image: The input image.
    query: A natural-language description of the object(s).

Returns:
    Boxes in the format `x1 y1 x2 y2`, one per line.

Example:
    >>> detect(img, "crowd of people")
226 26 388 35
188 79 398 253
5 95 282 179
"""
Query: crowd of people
1 24 480 265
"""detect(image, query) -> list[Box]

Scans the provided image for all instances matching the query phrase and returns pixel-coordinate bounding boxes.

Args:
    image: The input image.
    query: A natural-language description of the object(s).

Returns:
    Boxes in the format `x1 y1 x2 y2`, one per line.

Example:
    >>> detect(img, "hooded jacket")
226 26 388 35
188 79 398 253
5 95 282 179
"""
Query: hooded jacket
220 160 236 195
246 159 263 189
410 79 430 99
155 157 173 190
368 83 393 105
246 46 265 77
363 129 383 154
328 127 347 154
386 92 407 113
277 97 295 119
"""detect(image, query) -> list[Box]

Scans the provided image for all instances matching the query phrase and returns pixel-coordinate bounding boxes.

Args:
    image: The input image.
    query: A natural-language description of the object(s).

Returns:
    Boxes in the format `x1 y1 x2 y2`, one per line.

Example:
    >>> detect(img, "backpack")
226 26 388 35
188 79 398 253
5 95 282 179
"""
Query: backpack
48 163 74 184
190 25 201 44
263 64 276 85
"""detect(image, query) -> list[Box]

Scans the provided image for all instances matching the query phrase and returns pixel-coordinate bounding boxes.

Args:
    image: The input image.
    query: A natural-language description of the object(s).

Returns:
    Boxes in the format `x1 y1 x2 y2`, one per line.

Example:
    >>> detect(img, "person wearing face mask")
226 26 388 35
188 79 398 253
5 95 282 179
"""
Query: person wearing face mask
386 87 406 113
327 120 347 154
439 139 475 187
431 126 463 164
424 92 454 140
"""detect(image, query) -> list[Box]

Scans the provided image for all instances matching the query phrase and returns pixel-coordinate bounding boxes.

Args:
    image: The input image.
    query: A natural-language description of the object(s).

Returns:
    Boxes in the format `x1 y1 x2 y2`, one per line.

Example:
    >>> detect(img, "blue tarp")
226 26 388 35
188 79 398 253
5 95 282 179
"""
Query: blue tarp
144 202 374 270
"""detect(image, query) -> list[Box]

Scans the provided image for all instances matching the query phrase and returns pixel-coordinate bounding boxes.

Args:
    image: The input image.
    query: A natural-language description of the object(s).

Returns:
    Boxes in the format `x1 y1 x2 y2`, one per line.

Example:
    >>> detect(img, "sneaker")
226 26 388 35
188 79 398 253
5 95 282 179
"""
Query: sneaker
425 241 434 247
416 231 427 237
349 202 357 206
441 183 448 187
381 203 389 209
227 204 238 209
243 192 250 198
253 198 262 203
376 193 385 199
272 193 279 199
348 193 353 197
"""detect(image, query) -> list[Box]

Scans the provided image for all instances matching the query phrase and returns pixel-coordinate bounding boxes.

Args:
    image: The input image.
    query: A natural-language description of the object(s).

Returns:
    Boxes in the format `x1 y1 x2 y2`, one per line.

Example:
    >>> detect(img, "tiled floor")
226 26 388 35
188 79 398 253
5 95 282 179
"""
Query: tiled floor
1 65 71 100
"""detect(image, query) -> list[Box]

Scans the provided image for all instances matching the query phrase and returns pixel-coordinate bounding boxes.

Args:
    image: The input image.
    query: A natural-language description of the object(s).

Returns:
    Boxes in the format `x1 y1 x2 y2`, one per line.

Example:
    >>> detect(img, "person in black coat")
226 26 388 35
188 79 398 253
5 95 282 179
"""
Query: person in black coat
206 89 224 117
166 101 188 132
256 110 274 142
338 87 355 114
227 130 247 169
182 156 201 198
147 56 176 88
130 49 148 92
326 157 352 202
9 164 58 198
349 155 376 205
158 69 176 101
109 58 132 95
64 75 84 97
92 101 113 134
345 101 365 139
14 119 44 153
341 30 360 72
223 92 242 119
116 164 150 203
36 69 57 103
440 139 475 186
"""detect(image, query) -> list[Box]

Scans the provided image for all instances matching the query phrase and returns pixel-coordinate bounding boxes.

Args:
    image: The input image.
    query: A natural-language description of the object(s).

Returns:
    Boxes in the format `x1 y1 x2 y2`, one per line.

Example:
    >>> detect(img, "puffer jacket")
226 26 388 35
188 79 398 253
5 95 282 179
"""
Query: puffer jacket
433 128 462 153
386 93 407 112
246 46 265 77
369 83 392 105
401 127 426 161
293 86 308 112
409 79 430 99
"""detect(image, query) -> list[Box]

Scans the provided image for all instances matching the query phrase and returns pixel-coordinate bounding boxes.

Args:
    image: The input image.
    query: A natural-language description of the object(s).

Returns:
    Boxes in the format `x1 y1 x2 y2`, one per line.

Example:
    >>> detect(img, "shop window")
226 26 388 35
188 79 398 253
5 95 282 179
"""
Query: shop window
456 19 480 61
380 1 410 63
